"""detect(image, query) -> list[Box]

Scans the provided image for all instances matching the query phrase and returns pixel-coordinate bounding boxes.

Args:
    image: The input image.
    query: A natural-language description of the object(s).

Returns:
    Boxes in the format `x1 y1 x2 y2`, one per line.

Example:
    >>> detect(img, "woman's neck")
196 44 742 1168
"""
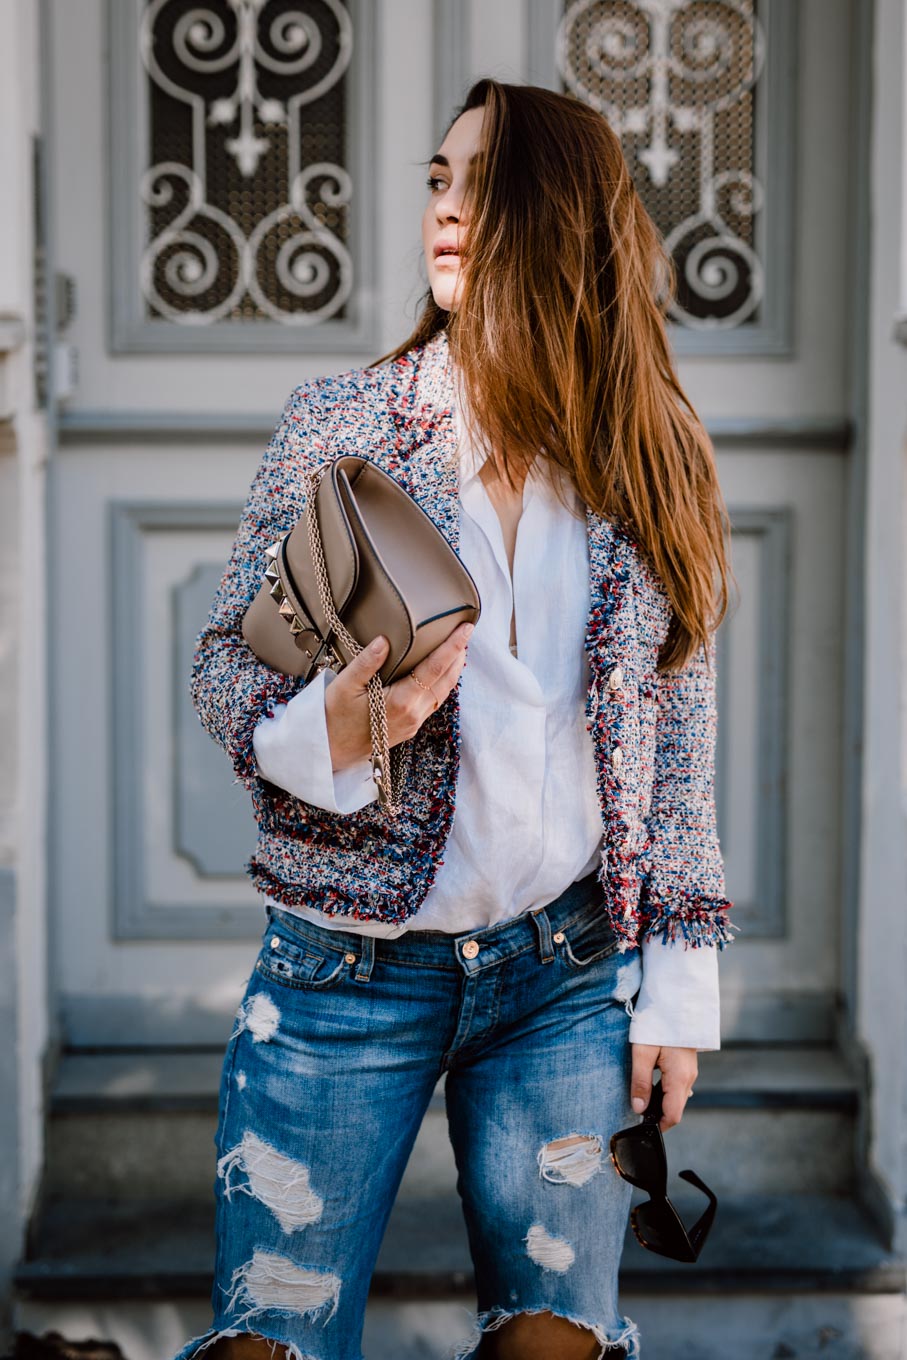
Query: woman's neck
477 458 527 602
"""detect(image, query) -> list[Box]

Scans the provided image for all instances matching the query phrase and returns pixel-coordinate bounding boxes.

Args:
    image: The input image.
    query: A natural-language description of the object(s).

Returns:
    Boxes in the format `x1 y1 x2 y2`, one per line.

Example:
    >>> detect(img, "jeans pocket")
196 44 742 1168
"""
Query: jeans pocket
560 908 620 968
256 916 352 991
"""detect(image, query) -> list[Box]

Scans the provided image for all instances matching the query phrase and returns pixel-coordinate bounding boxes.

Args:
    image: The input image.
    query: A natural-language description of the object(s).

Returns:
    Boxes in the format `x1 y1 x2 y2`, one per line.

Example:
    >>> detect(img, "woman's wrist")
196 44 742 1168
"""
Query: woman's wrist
324 676 371 771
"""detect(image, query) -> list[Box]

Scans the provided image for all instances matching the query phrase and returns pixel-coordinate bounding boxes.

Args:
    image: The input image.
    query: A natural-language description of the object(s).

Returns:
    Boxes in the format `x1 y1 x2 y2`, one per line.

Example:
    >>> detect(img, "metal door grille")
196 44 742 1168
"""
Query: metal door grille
557 0 766 329
140 0 353 327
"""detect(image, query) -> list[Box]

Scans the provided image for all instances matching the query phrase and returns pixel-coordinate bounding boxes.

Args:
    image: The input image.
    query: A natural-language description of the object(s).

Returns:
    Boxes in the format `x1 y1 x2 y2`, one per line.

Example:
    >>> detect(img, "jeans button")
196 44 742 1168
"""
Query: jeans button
462 939 480 959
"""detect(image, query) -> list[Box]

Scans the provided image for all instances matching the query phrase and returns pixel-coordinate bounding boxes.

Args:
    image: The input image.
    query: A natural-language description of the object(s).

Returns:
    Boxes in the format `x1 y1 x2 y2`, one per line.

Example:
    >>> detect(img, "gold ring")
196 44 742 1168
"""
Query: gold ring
409 670 440 710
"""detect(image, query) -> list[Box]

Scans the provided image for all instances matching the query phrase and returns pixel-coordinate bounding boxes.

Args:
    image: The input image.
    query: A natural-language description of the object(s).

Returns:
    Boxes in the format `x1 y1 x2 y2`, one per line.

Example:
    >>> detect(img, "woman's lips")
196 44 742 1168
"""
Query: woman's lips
434 252 460 266
433 239 460 258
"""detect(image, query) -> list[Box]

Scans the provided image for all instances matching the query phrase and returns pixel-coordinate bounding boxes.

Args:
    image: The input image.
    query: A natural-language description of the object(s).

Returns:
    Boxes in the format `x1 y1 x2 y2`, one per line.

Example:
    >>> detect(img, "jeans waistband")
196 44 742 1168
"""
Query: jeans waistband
266 869 608 981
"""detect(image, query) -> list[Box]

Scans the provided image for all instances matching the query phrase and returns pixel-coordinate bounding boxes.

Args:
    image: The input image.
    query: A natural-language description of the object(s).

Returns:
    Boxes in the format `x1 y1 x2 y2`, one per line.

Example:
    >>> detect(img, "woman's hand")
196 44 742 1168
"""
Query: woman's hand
324 622 474 773
630 1044 698 1133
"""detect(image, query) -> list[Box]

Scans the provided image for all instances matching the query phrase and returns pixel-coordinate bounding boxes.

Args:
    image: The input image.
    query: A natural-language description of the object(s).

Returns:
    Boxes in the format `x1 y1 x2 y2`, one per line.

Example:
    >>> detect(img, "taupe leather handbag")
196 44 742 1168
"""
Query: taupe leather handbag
242 455 481 817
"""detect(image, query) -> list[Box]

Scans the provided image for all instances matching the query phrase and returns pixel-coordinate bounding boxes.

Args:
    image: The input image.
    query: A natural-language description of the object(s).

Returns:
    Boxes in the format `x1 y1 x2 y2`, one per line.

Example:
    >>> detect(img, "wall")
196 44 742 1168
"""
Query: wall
857 0 907 1252
0 0 52 1342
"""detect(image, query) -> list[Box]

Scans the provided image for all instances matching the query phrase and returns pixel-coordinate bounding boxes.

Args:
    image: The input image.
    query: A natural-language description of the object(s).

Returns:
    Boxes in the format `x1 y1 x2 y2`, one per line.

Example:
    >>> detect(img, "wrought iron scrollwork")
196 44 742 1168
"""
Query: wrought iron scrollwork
557 0 767 330
139 0 353 325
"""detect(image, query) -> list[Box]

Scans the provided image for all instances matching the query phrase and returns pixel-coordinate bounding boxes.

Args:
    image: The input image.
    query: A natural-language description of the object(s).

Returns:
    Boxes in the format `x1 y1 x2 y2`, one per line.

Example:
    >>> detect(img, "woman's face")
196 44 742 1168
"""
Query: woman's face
421 105 486 312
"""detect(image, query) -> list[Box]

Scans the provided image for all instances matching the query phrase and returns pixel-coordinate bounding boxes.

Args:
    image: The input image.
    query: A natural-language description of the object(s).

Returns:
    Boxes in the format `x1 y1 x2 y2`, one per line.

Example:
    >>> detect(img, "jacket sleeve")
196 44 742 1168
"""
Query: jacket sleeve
638 627 737 950
189 383 319 786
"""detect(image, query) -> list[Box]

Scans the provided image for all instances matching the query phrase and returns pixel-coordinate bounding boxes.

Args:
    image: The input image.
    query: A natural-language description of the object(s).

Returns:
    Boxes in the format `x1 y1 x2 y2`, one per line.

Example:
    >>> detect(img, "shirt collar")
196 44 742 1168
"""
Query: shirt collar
452 380 581 512
453 380 544 491
452 381 483 487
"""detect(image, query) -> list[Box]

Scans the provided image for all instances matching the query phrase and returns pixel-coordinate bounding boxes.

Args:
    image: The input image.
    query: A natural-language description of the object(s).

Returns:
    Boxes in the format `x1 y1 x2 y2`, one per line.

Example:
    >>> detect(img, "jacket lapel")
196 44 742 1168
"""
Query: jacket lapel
368 331 461 551
378 332 648 906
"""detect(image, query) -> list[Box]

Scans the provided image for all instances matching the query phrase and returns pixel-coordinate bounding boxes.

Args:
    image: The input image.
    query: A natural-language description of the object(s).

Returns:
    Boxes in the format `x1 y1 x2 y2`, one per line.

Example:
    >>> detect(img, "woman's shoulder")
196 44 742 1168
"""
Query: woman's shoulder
266 331 446 470
287 356 395 419
289 332 443 417
268 362 396 462
275 333 449 460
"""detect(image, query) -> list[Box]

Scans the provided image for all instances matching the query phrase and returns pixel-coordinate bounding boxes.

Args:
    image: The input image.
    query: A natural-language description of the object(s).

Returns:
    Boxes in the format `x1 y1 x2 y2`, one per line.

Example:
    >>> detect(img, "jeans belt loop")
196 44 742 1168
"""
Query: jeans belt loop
531 906 555 964
353 934 375 983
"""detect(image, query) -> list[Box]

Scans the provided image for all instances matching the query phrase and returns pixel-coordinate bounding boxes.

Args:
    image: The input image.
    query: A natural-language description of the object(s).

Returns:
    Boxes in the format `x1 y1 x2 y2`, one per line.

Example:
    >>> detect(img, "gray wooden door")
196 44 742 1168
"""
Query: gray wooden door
48 0 851 1045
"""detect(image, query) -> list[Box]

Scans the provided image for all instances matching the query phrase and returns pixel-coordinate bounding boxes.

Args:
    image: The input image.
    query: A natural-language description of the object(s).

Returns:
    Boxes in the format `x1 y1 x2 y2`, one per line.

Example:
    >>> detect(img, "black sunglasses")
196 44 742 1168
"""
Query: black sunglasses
609 1077 717 1262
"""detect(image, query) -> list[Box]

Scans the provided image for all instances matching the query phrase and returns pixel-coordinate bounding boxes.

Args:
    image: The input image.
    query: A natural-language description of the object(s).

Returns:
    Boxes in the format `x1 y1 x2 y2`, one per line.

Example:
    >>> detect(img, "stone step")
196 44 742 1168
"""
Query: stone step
12 1292 907 1360
43 1045 860 1202
50 1043 860 1115
14 1192 905 1301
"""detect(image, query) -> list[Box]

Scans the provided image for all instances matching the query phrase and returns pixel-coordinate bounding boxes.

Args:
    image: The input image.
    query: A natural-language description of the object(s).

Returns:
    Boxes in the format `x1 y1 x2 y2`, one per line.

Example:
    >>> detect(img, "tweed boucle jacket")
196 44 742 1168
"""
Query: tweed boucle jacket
190 328 735 953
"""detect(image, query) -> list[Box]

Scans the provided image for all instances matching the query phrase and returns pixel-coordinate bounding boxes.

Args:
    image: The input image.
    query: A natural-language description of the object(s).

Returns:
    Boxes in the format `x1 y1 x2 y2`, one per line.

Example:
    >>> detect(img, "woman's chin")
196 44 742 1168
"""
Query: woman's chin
428 268 463 313
432 286 462 313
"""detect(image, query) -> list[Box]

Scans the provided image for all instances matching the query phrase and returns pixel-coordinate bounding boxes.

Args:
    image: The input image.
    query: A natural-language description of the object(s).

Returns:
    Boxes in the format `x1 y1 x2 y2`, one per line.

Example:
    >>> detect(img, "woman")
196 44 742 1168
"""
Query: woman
175 78 735 1360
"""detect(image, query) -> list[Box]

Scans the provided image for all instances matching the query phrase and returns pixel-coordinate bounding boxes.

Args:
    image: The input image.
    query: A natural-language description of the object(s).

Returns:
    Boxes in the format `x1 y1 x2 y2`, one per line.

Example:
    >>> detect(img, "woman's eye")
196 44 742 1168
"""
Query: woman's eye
425 176 446 192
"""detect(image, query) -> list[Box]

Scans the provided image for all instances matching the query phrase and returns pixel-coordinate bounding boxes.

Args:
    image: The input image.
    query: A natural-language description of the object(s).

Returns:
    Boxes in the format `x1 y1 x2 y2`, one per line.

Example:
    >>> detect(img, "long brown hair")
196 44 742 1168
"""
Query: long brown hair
374 78 731 672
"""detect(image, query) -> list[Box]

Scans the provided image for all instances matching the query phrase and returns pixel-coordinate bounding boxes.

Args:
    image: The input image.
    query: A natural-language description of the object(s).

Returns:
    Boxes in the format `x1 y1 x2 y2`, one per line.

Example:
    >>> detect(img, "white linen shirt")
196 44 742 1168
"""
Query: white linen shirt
251 400 721 1050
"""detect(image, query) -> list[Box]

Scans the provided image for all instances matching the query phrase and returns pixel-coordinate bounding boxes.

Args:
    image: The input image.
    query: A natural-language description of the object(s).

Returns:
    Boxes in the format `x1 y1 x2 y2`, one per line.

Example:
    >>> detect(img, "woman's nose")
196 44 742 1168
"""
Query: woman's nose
435 185 465 226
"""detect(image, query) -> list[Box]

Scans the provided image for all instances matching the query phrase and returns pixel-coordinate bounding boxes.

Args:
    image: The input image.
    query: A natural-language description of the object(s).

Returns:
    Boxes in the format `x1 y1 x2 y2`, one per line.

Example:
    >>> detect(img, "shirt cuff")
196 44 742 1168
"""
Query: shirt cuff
628 936 722 1051
252 669 379 814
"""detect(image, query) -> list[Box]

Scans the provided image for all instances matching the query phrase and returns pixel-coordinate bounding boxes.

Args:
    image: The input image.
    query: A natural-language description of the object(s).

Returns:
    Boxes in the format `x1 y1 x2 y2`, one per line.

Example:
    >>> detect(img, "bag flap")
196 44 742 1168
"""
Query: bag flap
335 462 416 663
280 458 361 642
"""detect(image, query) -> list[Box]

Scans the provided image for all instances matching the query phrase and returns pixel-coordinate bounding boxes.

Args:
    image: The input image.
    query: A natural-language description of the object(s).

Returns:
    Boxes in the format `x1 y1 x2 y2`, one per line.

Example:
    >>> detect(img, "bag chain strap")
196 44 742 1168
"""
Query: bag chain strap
303 467 404 818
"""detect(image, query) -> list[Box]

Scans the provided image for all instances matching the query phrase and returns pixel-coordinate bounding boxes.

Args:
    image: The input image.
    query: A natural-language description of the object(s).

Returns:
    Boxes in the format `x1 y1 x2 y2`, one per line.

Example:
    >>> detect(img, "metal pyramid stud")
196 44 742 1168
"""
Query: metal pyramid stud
269 579 285 601
263 565 279 584
264 541 280 562
278 599 295 620
289 616 305 636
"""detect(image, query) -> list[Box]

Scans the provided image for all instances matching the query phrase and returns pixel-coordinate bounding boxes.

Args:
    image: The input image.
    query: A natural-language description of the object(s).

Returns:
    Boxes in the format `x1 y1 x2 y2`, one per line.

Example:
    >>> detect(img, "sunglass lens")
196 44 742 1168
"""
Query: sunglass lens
611 1126 665 1189
633 1201 695 1262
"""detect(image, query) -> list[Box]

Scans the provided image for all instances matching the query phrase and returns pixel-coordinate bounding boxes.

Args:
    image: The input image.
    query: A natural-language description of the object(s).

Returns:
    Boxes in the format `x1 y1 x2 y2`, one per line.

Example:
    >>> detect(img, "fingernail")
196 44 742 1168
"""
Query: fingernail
461 623 475 638
369 635 387 654
631 1097 645 1113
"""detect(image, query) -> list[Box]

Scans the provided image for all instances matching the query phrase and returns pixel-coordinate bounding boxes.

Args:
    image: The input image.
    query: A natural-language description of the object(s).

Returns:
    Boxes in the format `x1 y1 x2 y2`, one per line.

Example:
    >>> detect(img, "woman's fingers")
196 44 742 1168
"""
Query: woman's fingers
425 634 472 703
397 620 474 702
424 620 475 674
325 622 474 772
385 622 473 734
630 1043 659 1116
629 1043 698 1133
655 1049 698 1131
340 633 391 692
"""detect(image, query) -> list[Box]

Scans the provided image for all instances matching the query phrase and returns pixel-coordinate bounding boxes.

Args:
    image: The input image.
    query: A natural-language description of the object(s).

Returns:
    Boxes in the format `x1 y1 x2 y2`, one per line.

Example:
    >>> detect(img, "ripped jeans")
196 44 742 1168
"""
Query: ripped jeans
172 870 643 1360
